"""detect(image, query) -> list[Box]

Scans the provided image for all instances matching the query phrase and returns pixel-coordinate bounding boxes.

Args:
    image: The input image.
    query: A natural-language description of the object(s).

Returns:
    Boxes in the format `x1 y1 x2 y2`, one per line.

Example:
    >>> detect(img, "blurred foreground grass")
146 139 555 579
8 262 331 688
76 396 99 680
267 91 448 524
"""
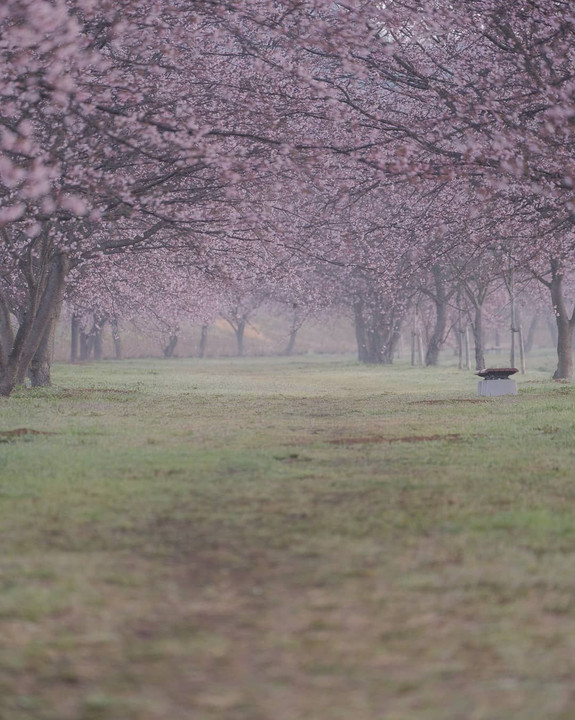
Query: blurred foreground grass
1 354 575 720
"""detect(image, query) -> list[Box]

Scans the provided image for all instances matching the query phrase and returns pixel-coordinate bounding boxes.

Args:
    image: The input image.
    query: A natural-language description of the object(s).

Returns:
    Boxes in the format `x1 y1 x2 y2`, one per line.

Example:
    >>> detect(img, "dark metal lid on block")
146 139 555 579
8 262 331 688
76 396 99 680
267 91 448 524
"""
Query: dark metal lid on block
476 367 519 380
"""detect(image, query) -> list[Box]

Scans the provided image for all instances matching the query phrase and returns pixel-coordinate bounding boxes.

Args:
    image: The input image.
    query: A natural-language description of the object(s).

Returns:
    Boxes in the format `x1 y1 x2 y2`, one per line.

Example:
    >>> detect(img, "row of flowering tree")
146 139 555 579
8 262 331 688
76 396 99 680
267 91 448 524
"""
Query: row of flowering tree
2 1 575 394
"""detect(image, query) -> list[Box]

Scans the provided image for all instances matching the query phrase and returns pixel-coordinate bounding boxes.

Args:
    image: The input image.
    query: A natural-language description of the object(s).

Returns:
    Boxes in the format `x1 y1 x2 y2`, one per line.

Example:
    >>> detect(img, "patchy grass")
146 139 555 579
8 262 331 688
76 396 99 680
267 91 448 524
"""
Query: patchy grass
1 354 575 719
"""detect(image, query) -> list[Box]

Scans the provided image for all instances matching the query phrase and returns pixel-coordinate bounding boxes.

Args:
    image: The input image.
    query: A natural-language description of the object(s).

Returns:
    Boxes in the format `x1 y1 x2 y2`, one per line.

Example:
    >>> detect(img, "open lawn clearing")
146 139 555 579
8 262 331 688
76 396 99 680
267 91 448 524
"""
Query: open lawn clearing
1 355 575 720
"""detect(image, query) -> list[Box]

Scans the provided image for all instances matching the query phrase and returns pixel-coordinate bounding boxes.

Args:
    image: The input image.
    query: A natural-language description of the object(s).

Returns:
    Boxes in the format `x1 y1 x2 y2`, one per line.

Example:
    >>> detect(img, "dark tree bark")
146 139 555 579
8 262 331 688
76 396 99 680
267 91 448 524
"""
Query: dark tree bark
198 324 209 358
425 315 446 365
284 327 298 356
76 315 105 362
235 318 246 357
283 314 298 356
547 316 559 347
223 309 249 357
549 267 575 379
111 317 122 360
424 266 450 366
283 305 304 356
472 302 485 371
353 300 369 362
93 322 104 361
0 294 14 370
79 330 92 361
366 325 383 363
353 299 404 364
70 313 80 362
381 311 403 364
29 321 55 387
460 279 488 372
163 333 178 358
0 251 69 396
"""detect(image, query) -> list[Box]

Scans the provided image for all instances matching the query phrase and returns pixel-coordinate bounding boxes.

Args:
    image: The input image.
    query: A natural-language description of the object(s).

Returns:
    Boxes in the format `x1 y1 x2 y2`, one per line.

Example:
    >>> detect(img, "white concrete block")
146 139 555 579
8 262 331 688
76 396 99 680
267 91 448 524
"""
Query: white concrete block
477 379 517 397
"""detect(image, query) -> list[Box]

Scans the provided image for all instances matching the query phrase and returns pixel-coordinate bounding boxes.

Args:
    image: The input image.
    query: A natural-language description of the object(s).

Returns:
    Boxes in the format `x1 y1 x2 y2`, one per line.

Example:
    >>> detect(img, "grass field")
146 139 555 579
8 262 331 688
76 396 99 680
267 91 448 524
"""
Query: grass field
1 353 575 720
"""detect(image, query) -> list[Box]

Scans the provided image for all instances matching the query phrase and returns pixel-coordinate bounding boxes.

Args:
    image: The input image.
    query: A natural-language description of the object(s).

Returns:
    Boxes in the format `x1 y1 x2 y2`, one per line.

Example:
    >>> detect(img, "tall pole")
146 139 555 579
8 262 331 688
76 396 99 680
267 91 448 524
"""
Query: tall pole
510 267 516 368
464 326 471 371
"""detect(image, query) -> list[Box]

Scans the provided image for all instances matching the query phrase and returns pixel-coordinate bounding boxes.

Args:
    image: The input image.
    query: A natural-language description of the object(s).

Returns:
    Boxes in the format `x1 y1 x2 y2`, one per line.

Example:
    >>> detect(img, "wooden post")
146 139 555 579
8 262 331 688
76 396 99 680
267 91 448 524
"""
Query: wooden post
464 326 471 371
510 293 516 369
411 312 417 365
457 286 465 370
518 323 526 374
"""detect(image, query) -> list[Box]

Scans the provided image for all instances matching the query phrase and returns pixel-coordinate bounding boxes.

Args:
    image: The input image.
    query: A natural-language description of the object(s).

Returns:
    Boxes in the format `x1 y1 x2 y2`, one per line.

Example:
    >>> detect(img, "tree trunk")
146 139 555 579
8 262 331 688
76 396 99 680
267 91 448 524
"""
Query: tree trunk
354 300 403 364
163 334 178 358
524 315 538 354
29 264 68 387
235 319 246 357
550 269 574 380
381 313 403 364
29 321 55 387
547 316 559 347
353 300 369 362
93 323 103 361
425 266 448 366
0 252 69 396
284 328 298 356
111 318 122 360
0 363 19 397
518 323 526 374
198 324 209 358
0 292 15 371
553 317 573 379
472 303 485 371
79 331 92 361
509 271 517 368
411 310 420 365
456 286 468 370
425 305 446 365
417 330 424 366
366 326 383 363
70 313 80 362
283 307 302 357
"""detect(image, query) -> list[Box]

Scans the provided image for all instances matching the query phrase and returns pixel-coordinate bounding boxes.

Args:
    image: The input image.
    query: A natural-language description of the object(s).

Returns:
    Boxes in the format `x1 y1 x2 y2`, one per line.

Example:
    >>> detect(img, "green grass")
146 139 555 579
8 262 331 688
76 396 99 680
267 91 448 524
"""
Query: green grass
1 354 575 720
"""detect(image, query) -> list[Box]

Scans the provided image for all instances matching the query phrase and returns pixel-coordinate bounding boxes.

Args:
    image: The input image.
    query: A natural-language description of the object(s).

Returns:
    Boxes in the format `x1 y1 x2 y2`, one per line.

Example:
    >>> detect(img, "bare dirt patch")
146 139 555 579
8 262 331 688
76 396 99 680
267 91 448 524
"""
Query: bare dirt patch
274 453 313 463
327 433 462 445
56 387 134 398
0 428 55 442
409 398 485 405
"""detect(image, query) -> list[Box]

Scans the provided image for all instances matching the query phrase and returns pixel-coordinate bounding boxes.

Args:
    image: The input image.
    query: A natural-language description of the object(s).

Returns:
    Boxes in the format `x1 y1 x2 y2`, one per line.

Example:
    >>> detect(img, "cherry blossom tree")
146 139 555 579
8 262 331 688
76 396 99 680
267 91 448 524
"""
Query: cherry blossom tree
242 0 575 373
0 0 298 393
3 0 575 391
